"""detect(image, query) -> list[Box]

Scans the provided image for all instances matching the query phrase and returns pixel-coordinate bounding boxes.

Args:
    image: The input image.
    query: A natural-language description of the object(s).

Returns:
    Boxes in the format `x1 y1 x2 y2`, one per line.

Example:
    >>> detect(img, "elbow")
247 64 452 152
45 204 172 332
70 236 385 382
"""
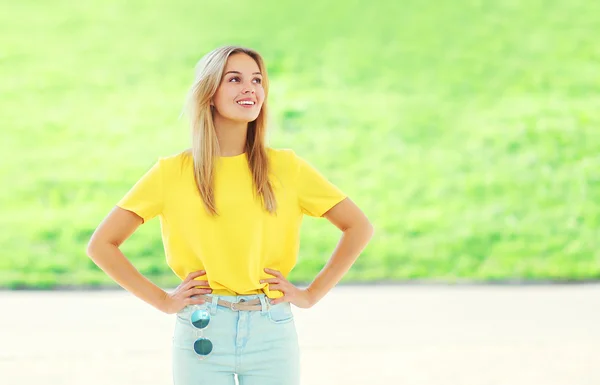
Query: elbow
87 236 120 260
345 219 374 239
86 234 109 260
365 221 375 240
86 239 98 260
86 230 101 259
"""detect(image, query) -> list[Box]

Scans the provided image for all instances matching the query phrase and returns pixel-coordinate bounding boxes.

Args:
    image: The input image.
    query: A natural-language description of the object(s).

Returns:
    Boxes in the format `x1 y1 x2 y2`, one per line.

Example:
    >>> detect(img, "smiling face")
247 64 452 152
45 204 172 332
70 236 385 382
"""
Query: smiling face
211 53 265 125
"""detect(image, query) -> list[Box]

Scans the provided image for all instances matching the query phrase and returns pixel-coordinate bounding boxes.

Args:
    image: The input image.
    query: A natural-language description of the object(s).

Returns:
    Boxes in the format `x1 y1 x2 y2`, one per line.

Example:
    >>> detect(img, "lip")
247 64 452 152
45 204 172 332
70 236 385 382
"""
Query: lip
235 98 257 108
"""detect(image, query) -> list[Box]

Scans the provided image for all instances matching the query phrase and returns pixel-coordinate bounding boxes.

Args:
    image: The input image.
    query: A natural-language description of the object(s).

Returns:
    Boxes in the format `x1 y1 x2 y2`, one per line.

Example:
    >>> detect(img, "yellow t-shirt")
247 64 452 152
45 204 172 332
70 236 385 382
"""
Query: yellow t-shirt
117 148 347 298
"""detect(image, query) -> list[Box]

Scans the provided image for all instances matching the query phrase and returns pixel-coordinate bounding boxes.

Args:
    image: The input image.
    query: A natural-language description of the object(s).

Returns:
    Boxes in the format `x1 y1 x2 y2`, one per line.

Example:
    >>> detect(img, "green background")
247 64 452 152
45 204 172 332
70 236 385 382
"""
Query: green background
1 1 599 289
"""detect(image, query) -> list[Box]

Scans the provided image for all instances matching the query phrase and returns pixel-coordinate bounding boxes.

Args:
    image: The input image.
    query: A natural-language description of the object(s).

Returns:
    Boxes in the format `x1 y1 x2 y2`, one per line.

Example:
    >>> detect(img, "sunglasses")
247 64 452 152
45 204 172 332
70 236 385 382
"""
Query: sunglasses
189 307 213 359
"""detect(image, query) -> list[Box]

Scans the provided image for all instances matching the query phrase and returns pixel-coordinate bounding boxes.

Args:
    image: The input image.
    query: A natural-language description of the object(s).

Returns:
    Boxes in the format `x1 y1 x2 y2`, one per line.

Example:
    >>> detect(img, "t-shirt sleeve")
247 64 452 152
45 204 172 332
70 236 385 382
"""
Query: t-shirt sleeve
293 152 347 217
116 158 165 223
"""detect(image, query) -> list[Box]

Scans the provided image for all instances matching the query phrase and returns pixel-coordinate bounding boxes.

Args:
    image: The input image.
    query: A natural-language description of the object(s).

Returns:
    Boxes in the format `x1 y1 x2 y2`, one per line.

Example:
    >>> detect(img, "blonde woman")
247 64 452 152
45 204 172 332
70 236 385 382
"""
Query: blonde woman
87 46 374 385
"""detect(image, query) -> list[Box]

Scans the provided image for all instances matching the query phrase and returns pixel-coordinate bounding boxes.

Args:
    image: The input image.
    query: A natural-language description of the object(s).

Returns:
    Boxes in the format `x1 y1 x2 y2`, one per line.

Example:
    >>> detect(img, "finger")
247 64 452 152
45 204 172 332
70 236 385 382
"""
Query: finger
185 297 206 306
186 288 212 297
264 268 283 278
260 278 280 284
185 270 206 281
186 280 209 289
267 284 284 292
269 296 288 306
187 270 206 279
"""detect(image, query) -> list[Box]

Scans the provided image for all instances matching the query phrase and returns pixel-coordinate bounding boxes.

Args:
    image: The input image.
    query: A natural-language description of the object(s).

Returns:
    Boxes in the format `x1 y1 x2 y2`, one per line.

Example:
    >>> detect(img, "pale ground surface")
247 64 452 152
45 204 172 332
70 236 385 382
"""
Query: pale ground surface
0 284 598 385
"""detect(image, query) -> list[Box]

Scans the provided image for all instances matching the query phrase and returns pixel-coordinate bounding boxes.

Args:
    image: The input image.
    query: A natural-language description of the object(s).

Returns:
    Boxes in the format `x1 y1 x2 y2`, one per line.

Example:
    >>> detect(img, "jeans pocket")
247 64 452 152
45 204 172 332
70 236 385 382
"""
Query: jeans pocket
173 317 195 350
267 302 294 324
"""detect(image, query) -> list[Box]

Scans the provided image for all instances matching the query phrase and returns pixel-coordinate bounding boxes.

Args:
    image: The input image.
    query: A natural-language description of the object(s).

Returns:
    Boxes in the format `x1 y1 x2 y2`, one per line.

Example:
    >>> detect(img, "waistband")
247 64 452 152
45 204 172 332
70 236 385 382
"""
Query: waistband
189 293 271 314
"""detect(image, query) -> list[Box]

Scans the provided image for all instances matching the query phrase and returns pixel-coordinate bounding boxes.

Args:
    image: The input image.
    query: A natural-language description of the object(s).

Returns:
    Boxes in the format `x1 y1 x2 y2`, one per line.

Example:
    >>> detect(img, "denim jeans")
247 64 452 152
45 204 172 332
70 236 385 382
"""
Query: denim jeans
172 294 300 385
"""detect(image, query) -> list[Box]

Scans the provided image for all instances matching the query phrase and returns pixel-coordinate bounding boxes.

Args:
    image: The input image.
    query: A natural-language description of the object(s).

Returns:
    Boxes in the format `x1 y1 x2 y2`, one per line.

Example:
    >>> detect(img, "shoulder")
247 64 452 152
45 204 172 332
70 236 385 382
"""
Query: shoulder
266 147 299 166
155 148 193 178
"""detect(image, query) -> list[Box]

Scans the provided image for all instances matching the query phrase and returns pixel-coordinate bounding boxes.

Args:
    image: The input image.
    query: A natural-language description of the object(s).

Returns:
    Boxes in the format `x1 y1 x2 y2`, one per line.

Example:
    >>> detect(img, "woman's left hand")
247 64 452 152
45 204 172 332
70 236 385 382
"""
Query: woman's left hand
261 268 315 308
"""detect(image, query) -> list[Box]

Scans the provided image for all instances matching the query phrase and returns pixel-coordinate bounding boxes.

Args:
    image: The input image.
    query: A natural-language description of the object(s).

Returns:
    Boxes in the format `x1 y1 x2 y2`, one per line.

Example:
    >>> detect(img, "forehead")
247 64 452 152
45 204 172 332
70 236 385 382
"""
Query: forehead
224 53 260 73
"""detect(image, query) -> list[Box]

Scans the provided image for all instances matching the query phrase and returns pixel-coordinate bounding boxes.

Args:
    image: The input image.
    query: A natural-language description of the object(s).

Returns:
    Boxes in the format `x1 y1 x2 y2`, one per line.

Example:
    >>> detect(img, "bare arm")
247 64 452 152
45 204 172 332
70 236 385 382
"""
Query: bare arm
86 207 209 313
306 197 374 304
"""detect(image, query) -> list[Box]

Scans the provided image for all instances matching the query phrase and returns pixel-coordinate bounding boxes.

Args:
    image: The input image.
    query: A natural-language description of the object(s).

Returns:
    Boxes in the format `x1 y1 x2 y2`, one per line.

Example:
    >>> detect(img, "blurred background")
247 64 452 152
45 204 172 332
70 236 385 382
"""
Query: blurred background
2 1 600 385
1 1 599 288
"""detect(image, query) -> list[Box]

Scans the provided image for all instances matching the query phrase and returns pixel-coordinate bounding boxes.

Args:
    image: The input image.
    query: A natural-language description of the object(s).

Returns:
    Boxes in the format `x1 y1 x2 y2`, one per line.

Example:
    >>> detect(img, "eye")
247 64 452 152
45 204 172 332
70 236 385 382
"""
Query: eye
228 76 241 83
253 77 262 84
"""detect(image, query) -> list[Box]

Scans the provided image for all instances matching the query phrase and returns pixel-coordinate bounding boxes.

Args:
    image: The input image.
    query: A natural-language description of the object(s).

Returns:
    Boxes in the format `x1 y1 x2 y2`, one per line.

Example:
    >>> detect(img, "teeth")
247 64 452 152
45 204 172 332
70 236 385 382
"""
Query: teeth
237 101 255 105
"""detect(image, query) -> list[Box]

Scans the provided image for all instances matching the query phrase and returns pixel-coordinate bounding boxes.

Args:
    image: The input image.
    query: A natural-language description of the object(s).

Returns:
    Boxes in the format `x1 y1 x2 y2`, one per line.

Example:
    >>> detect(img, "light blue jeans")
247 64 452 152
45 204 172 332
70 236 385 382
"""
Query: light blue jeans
172 294 300 385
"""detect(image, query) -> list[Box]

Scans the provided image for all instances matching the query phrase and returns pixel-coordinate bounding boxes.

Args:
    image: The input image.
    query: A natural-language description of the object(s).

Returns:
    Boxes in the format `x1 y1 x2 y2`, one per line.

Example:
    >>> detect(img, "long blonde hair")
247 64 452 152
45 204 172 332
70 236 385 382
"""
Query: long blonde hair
183 46 276 216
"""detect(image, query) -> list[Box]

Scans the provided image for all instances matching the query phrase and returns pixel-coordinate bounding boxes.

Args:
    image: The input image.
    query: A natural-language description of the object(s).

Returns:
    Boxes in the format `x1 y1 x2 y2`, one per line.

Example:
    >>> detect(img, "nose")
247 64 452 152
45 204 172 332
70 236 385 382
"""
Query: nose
242 80 256 94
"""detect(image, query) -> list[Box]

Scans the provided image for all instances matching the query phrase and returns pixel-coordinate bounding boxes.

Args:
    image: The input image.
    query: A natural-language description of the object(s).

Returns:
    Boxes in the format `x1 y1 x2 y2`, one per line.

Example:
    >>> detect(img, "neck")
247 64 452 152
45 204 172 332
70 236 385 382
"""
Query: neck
213 115 248 157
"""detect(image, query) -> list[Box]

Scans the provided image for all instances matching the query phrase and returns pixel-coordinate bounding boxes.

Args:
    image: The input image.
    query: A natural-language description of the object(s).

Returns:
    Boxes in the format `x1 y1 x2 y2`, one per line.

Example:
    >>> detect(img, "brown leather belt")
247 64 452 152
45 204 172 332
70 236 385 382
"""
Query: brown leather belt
197 295 266 311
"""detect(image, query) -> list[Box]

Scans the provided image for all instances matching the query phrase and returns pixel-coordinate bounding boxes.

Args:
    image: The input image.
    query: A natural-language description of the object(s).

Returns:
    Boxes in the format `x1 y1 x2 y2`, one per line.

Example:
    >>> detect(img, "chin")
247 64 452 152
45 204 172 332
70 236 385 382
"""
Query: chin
231 113 261 124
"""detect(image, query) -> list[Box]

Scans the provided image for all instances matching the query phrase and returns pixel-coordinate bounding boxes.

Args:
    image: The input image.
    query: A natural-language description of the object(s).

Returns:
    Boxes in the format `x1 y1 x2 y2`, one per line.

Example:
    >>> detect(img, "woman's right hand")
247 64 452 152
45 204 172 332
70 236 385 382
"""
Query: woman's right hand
159 270 212 314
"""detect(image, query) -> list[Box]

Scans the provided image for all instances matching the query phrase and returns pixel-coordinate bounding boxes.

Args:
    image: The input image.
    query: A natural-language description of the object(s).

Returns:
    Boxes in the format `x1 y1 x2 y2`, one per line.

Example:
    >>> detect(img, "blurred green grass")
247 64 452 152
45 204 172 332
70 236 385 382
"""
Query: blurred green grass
1 1 599 288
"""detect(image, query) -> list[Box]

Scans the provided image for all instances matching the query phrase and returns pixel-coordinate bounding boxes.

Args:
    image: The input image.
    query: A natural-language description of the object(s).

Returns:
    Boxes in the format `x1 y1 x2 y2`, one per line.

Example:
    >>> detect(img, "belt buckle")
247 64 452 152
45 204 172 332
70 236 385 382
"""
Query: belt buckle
230 298 245 312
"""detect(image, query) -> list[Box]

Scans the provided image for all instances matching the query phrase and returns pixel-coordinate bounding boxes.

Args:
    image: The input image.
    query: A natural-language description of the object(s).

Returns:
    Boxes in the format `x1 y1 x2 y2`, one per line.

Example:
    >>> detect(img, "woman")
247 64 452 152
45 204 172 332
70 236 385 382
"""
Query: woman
87 45 374 385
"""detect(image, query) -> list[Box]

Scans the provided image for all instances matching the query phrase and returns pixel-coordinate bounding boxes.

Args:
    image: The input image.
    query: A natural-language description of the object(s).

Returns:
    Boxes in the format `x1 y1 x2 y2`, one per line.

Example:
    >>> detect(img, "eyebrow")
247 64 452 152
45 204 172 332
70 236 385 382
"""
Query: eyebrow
224 71 262 76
